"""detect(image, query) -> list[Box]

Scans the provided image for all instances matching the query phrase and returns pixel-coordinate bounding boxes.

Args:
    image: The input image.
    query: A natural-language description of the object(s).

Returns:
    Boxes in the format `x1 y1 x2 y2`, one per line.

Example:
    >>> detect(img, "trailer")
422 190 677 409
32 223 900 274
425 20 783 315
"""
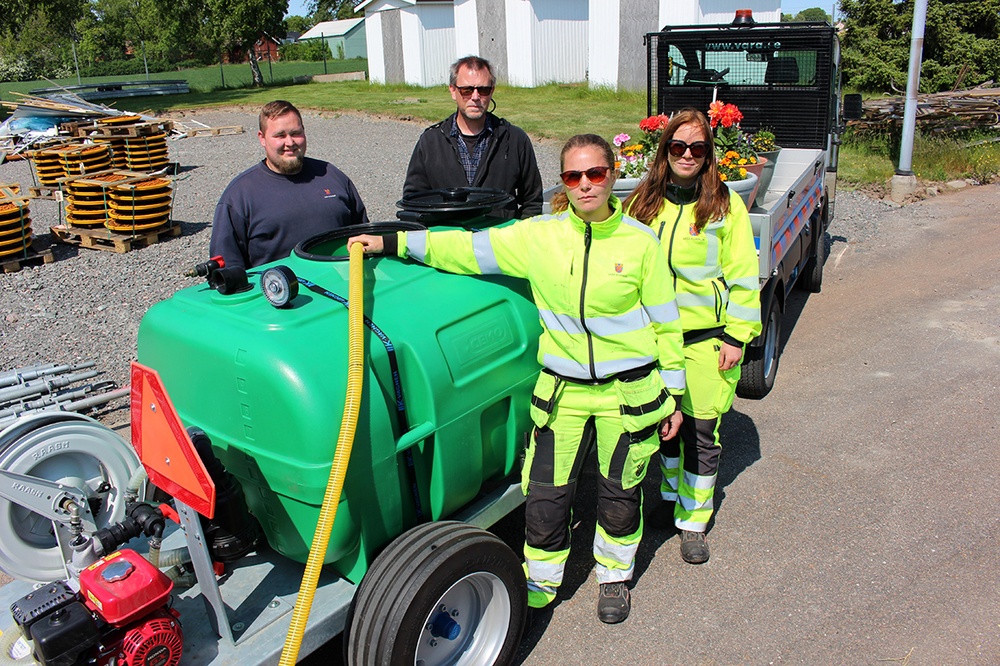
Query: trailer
647 13 861 397
0 193 537 666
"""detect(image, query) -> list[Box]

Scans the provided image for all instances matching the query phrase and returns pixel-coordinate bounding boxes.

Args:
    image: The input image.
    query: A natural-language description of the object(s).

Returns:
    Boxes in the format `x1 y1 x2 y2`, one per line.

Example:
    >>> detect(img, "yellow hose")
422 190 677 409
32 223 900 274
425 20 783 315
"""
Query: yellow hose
279 241 366 665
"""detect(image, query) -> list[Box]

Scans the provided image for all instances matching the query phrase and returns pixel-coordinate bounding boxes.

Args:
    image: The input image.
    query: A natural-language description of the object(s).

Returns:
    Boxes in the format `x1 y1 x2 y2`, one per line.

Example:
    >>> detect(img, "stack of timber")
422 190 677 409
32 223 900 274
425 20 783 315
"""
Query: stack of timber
853 83 1000 133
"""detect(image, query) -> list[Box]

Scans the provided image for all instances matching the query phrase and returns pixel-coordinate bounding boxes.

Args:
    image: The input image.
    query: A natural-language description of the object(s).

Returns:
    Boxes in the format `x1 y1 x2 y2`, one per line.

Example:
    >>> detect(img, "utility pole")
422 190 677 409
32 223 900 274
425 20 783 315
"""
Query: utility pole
891 0 928 203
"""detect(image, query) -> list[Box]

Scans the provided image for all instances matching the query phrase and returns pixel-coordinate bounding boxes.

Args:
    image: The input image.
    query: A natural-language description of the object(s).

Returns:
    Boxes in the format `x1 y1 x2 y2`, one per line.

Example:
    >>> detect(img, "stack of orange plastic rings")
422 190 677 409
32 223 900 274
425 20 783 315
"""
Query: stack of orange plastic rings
92 115 142 169
30 145 71 187
123 132 169 171
0 199 32 257
64 173 129 227
58 144 112 178
106 177 173 232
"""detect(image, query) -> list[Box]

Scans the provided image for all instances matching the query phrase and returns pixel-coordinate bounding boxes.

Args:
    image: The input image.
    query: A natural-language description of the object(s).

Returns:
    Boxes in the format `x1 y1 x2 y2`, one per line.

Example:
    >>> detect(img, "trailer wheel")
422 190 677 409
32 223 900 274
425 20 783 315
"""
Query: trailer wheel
345 521 526 666
798 214 826 293
737 296 782 399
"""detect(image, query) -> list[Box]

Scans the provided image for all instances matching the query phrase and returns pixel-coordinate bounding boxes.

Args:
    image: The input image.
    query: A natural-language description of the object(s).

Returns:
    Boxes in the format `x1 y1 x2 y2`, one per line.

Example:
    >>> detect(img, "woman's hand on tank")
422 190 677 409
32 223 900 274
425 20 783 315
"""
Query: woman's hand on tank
348 234 384 255
718 342 743 370
660 408 683 441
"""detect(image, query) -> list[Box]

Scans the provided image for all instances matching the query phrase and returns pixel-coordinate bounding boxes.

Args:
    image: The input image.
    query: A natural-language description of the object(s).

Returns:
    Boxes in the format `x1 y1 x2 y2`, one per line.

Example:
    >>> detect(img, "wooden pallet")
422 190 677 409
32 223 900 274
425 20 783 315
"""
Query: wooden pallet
0 183 28 201
1 246 54 273
65 120 175 138
184 125 244 138
28 185 62 201
50 223 181 253
59 169 161 188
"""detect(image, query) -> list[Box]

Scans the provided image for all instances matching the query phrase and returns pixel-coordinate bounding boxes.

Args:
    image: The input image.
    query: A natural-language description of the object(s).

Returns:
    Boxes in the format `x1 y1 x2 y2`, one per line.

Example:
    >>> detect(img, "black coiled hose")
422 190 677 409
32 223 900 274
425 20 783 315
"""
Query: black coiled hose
294 221 427 262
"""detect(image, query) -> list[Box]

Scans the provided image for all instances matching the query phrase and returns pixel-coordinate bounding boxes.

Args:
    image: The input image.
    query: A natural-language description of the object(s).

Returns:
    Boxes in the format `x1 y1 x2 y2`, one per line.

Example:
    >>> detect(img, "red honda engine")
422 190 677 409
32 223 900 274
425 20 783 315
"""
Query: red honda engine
9 550 182 666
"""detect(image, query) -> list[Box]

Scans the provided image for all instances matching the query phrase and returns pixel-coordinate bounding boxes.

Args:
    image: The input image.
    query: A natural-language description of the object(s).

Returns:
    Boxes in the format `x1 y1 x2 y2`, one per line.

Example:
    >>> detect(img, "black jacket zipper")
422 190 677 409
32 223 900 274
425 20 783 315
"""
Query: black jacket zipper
657 203 685 293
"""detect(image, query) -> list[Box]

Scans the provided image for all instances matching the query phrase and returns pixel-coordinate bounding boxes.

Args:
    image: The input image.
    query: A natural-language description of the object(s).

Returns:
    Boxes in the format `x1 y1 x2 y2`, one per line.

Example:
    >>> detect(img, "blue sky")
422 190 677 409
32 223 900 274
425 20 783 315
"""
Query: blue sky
287 0 309 18
284 2 837 20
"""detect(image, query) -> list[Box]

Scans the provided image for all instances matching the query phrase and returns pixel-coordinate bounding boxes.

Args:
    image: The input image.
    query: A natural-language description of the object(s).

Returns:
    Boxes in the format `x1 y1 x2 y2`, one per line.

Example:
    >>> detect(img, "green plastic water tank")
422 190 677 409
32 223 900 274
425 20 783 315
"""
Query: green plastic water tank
136 223 540 583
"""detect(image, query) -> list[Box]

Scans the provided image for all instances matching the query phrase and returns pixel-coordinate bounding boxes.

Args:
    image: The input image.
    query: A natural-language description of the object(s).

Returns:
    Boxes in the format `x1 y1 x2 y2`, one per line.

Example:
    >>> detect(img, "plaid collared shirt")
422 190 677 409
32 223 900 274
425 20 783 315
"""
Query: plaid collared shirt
450 115 493 185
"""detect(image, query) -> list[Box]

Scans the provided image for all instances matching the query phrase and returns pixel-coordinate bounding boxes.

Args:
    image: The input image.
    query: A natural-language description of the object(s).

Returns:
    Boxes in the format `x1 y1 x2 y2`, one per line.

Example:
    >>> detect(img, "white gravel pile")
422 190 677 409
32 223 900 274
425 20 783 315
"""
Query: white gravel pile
0 109 886 426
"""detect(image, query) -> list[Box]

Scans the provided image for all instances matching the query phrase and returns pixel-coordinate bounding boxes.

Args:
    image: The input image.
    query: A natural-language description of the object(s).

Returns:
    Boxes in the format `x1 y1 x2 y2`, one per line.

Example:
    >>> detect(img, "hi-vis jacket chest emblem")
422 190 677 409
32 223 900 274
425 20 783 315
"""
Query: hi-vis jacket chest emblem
615 263 623 273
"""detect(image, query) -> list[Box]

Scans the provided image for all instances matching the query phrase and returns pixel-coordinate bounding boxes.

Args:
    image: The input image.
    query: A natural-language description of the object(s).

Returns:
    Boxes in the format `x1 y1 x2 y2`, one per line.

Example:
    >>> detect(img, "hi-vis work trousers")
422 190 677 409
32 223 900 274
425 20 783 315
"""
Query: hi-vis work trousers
522 369 672 609
659 338 739 532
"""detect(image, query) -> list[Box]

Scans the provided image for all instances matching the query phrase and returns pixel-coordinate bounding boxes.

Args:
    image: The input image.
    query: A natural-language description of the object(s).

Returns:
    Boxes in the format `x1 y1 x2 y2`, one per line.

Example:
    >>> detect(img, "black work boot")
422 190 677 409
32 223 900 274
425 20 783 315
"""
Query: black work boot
597 582 631 624
646 500 676 531
679 530 710 564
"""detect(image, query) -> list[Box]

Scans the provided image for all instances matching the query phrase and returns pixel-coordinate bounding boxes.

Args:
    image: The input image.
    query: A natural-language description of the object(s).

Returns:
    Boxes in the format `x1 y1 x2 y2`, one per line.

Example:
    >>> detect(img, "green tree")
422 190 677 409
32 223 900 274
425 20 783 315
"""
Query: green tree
205 0 288 62
310 0 361 22
284 15 312 34
840 0 1000 92
797 7 832 22
74 0 215 71
0 0 86 79
781 7 833 23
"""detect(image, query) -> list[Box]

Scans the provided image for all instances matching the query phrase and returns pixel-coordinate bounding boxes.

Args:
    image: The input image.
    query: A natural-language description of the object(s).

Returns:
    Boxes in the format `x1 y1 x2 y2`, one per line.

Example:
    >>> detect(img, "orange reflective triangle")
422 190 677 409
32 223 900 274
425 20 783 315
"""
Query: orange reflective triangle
131 362 216 519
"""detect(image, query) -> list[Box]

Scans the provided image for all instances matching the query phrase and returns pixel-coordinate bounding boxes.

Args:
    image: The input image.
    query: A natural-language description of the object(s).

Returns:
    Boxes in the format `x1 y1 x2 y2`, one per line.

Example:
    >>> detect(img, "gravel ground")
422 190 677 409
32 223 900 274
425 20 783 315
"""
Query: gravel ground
0 109 892 429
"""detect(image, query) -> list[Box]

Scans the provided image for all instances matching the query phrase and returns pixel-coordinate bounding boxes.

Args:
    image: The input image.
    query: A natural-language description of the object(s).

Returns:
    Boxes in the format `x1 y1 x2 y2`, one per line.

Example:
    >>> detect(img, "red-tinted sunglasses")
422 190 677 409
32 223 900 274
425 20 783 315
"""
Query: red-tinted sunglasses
666 140 710 159
455 85 494 98
560 166 611 187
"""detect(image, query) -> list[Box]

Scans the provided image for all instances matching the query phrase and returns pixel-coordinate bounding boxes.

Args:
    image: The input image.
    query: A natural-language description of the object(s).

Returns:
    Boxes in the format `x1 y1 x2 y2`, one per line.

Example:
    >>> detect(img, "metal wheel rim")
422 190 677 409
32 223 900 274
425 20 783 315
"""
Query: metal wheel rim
762 307 780 380
414 571 511 666
0 418 140 582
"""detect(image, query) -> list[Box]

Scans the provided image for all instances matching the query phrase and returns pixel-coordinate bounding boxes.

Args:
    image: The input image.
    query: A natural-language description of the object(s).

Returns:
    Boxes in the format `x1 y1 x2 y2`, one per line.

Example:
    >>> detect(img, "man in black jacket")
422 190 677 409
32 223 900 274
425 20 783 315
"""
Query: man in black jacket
403 56 543 218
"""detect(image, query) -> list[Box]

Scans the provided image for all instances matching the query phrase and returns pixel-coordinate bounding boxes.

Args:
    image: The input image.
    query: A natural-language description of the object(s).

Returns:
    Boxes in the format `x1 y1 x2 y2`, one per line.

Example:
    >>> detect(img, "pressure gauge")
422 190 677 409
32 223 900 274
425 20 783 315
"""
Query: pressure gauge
260 265 298 308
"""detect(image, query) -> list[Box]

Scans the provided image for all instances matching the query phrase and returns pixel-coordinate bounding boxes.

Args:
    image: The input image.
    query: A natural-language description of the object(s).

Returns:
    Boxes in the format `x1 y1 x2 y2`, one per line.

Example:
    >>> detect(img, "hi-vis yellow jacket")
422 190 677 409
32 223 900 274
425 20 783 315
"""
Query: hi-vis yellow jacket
395 197 686 393
644 190 762 345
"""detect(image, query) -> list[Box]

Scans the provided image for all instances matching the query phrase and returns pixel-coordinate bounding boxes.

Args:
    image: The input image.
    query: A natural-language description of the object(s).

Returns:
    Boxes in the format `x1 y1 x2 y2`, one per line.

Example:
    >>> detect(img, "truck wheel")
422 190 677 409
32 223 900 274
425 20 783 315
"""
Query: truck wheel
737 297 782 399
345 521 526 666
798 215 826 293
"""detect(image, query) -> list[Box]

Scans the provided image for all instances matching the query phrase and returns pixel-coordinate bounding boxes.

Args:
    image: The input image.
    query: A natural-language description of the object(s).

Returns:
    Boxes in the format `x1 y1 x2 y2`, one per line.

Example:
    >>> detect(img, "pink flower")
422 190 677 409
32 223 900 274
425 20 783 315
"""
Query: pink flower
613 133 630 147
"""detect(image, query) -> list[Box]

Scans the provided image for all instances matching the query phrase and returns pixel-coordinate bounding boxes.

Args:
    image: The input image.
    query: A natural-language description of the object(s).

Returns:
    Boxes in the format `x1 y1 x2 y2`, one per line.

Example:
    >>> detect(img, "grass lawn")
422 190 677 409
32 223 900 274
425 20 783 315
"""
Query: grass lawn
4 62 999 186
0 59 368 98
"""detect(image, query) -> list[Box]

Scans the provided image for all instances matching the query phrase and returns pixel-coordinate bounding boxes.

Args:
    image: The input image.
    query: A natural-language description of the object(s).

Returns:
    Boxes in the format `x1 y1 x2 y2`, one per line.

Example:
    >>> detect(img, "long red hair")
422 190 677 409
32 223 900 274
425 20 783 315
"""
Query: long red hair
624 108 730 230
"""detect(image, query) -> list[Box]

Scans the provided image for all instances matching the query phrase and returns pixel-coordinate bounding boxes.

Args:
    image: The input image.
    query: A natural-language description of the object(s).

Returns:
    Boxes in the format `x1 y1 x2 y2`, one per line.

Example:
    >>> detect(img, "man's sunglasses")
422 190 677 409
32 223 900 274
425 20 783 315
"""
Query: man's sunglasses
454 85 495 98
560 166 611 187
666 140 710 159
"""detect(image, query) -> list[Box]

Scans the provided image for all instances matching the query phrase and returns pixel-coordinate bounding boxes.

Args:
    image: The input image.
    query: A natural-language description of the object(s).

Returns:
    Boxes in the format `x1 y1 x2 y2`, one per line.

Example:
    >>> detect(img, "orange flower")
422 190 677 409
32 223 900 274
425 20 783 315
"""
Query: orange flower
639 114 671 132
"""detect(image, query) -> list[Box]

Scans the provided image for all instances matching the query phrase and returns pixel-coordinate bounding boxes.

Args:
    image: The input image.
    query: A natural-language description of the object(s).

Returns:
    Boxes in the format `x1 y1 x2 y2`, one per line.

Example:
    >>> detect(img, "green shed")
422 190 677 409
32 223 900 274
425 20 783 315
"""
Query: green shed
299 18 367 60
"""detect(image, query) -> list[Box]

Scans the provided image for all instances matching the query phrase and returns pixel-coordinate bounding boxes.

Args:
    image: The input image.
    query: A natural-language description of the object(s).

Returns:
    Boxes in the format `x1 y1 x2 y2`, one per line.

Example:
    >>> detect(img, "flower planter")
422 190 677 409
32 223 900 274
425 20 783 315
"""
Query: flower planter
724 171 758 211
613 177 643 200
753 147 782 207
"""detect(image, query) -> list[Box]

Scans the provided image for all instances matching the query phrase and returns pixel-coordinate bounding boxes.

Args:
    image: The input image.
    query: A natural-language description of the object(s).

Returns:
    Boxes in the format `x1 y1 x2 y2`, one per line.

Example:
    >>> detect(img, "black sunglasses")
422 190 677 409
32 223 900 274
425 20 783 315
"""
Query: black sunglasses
666 140 710 159
454 85 495 98
560 166 611 188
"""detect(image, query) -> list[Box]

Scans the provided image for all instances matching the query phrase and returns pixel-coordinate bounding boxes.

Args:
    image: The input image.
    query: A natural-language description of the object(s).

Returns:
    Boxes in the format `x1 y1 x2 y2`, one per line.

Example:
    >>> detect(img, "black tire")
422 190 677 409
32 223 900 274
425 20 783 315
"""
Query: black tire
737 296 782 399
345 521 526 666
798 212 826 293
